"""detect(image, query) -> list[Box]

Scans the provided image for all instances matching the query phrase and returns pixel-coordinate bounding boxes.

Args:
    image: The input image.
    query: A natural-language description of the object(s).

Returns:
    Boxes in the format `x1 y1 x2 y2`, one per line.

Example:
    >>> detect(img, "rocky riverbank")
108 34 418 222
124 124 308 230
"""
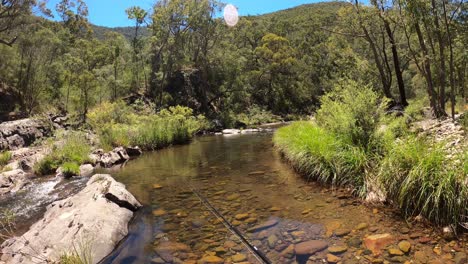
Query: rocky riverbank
0 174 141 264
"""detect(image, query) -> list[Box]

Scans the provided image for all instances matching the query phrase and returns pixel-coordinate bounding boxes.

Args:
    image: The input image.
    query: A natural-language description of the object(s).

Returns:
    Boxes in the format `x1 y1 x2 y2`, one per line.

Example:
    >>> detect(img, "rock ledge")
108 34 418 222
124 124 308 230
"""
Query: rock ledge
1 174 141 264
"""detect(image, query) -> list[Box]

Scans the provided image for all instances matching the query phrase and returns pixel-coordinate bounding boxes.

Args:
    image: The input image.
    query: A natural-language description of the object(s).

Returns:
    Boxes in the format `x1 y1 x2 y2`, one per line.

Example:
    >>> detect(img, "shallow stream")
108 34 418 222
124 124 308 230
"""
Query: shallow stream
98 133 466 264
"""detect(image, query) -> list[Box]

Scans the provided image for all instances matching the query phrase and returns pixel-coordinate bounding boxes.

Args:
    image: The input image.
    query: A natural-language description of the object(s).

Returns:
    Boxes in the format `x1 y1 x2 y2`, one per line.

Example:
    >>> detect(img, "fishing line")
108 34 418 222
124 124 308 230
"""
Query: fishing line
190 186 272 264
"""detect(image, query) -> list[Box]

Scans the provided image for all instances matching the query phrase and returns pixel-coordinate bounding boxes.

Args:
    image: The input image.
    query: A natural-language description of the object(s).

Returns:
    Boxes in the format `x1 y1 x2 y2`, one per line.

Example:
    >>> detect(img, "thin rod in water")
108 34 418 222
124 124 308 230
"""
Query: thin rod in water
191 187 272 264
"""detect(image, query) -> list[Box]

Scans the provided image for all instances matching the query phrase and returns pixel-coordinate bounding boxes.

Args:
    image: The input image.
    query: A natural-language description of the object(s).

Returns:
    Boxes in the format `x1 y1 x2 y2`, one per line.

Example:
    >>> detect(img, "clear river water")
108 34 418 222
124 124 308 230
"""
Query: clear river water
1 131 466 264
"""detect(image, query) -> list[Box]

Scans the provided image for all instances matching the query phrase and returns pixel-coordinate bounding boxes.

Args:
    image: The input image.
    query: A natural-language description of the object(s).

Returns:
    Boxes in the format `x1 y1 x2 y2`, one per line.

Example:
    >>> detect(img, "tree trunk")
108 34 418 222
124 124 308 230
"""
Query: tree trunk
383 20 407 106
432 0 447 113
414 22 444 118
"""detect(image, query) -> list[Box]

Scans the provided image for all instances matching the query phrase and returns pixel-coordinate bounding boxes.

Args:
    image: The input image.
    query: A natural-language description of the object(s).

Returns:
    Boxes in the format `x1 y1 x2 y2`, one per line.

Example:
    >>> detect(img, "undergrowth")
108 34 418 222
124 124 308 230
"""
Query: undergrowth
0 151 12 167
274 78 467 228
88 103 209 151
34 132 91 176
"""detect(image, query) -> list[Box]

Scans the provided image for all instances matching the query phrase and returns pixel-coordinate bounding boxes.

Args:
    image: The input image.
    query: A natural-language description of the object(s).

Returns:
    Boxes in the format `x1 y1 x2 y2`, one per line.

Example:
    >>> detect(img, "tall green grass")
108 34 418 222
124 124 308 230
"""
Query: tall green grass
88 103 208 151
0 151 12 167
274 79 467 228
34 132 91 176
274 122 367 194
379 136 467 226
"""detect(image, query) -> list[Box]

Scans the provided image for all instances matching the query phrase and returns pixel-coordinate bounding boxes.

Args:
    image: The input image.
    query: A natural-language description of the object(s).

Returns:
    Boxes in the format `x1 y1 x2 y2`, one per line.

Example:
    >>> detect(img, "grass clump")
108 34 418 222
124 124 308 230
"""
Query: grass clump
379 136 467 226
0 151 12 167
88 103 209 150
34 132 90 176
274 121 367 193
274 78 467 228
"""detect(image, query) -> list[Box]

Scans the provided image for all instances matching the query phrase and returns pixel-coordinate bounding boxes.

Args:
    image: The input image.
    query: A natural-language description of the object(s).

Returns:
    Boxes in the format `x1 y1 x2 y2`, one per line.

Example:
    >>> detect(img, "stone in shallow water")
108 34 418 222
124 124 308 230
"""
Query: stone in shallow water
226 193 240 201
334 228 351 237
198 255 224 264
235 213 249 220
328 245 348 254
326 253 341 263
280 244 295 258
248 218 279 232
356 223 368 230
248 171 265 176
294 240 328 256
363 233 395 255
388 248 404 256
267 234 278 248
231 253 247 262
398 240 411 253
152 209 167 217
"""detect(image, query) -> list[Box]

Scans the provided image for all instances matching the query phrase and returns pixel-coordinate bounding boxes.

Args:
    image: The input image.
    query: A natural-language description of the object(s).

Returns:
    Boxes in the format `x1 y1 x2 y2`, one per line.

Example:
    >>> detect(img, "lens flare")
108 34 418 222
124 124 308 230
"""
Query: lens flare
223 4 239 27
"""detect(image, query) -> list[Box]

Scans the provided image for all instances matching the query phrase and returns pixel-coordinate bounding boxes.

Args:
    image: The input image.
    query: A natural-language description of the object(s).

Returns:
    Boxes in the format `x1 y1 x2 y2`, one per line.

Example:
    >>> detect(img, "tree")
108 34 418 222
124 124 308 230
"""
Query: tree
0 0 50 46
126 6 147 92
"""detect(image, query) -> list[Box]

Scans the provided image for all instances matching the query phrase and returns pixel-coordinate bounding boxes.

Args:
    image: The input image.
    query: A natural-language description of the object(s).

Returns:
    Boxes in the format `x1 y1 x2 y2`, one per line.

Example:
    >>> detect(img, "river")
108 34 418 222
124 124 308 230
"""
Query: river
1 132 465 264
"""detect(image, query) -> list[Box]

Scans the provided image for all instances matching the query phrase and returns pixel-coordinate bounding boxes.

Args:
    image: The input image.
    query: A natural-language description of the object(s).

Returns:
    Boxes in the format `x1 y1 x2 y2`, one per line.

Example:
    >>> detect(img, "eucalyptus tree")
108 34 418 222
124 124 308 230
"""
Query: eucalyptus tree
126 6 148 92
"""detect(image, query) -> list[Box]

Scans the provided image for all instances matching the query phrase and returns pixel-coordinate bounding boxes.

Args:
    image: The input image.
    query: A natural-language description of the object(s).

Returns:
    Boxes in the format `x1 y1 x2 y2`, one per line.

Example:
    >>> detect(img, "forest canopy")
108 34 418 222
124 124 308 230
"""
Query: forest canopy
0 0 466 124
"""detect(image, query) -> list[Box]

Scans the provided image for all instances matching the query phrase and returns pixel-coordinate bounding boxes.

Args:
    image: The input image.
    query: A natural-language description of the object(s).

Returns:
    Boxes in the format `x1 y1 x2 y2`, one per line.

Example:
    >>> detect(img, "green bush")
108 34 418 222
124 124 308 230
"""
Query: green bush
34 132 91 176
379 136 467 226
87 100 135 128
316 79 387 149
460 112 467 132
0 151 12 167
274 79 467 227
88 103 209 151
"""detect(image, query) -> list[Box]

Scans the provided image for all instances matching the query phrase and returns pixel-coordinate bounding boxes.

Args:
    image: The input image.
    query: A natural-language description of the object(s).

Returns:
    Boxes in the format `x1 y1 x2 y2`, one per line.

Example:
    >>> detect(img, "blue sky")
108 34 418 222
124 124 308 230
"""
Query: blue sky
45 0 343 27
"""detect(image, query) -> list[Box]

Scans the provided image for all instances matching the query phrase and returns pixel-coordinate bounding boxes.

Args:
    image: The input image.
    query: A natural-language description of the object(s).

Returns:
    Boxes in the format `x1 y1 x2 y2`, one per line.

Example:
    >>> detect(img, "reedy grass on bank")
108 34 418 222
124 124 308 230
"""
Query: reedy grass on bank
274 79 467 228
88 103 209 151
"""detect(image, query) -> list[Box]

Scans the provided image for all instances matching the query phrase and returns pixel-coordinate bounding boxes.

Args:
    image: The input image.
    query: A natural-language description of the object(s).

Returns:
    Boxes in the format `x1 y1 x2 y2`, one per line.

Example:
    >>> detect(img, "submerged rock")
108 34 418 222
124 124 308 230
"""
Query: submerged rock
1 174 141 264
363 233 395 255
248 218 279 232
294 240 328 256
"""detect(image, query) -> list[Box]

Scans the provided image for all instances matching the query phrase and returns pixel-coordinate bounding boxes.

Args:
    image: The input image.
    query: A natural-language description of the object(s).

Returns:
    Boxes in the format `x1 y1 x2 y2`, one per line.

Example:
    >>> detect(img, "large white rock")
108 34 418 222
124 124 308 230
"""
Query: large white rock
1 174 141 264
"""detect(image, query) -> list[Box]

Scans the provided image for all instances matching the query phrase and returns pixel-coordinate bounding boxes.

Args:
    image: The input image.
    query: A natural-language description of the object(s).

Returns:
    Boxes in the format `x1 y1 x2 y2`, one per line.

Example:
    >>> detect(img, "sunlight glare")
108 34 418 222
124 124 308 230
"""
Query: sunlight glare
223 4 239 27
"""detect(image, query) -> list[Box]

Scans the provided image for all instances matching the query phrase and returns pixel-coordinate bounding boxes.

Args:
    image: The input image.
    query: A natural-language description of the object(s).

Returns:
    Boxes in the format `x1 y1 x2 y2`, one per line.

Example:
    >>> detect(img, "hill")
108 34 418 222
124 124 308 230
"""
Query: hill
92 25 151 41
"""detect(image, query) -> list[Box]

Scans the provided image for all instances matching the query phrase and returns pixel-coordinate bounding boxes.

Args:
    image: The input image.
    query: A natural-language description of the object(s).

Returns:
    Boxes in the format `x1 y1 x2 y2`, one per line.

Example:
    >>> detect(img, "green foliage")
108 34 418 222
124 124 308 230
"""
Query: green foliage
0 151 12 167
88 103 208 150
274 121 367 192
460 112 468 132
275 78 467 227
404 97 429 122
62 162 80 177
379 136 467 226
235 106 281 127
316 79 387 149
87 100 135 127
34 132 91 175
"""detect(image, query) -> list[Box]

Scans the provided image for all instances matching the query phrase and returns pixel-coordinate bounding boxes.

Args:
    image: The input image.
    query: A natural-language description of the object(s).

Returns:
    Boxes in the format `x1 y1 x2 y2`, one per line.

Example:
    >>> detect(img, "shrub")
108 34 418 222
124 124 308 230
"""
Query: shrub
405 97 428 122
315 79 387 149
88 103 209 151
0 151 12 167
34 132 91 175
87 100 135 128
